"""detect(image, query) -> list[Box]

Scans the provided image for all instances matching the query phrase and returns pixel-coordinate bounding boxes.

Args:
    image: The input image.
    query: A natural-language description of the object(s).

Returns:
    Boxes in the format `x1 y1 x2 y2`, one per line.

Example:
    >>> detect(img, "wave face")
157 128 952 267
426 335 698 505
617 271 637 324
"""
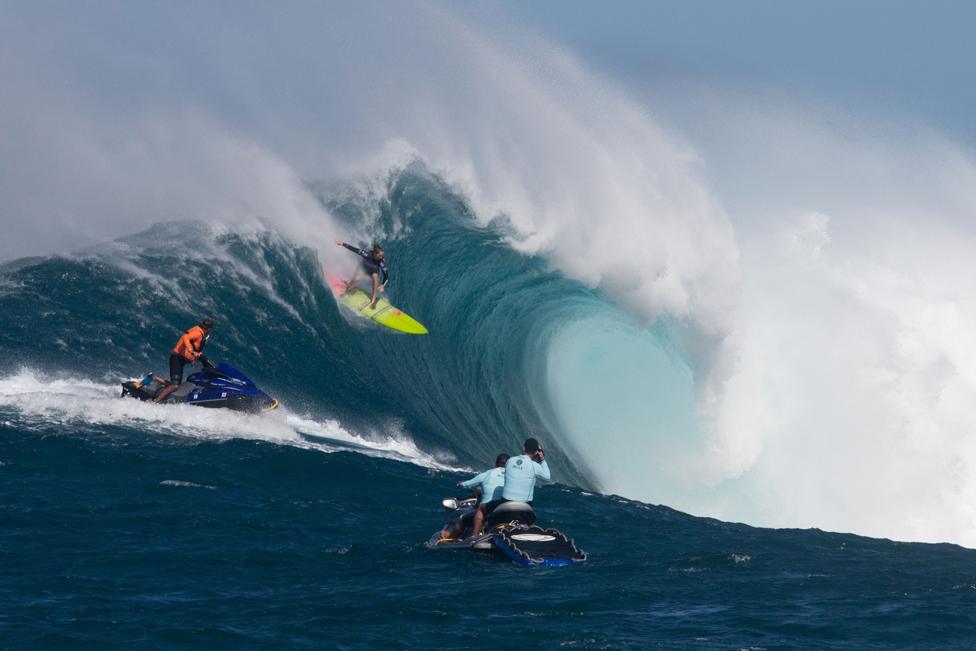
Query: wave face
2 167 689 486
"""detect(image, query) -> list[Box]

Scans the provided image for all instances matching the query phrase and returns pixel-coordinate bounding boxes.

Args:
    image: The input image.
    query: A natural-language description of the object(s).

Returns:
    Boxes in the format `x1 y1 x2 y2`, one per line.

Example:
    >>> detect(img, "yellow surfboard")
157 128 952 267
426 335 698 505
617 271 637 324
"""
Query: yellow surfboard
326 273 428 335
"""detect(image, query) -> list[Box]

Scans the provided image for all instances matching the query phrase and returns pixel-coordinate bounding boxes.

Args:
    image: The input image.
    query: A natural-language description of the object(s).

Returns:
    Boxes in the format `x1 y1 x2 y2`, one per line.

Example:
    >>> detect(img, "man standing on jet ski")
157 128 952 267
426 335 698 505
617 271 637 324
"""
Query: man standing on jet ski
501 438 550 505
153 318 215 403
335 239 388 309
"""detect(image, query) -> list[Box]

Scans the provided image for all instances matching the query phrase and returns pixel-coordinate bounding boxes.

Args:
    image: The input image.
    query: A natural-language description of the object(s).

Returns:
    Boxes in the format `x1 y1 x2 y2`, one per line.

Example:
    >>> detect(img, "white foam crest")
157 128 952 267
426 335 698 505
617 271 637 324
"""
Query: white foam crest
0 369 460 472
0 3 739 342
693 101 976 547
548 92 976 547
334 10 740 337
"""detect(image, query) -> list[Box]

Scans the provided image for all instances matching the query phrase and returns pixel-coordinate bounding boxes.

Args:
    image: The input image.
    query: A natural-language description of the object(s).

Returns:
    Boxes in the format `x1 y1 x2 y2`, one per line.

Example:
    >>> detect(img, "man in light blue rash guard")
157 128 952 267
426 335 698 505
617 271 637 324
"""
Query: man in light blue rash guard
502 437 550 503
461 453 509 506
440 453 509 539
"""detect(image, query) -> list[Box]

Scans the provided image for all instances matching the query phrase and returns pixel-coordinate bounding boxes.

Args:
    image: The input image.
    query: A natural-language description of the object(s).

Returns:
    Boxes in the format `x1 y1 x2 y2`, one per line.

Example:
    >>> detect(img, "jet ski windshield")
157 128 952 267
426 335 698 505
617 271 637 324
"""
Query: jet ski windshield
217 363 255 385
195 363 256 386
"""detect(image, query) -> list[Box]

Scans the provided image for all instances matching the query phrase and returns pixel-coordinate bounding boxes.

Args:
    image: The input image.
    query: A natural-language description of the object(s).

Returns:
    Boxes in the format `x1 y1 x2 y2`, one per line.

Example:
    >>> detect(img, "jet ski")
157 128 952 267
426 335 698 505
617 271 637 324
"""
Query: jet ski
120 361 278 413
426 497 587 567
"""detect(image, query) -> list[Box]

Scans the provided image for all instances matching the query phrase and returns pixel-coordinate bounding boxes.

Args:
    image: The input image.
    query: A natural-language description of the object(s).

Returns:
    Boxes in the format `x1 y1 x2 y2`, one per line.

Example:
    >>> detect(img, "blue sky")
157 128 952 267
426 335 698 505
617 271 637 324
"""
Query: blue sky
498 0 976 144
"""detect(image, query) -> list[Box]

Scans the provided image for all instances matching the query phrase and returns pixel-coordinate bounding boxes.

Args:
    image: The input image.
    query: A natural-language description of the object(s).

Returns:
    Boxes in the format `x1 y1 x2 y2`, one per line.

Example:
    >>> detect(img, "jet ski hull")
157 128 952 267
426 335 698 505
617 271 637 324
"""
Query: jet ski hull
120 363 278 413
427 498 586 566
426 531 494 551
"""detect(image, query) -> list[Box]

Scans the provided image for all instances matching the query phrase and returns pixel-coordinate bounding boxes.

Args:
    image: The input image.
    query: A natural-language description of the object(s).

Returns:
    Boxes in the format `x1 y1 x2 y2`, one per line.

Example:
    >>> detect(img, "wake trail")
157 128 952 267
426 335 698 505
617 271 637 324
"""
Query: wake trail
0 369 464 473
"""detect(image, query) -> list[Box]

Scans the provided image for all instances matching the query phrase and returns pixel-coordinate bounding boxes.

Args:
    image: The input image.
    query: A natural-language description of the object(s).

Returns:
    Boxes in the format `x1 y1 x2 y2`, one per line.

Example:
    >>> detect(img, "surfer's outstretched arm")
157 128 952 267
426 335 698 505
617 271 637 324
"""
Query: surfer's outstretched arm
337 240 369 259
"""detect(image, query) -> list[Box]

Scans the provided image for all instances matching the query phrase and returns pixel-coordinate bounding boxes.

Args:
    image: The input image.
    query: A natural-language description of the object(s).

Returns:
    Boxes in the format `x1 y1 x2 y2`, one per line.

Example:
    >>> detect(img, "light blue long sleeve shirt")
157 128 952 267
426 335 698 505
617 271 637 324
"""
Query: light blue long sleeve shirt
460 467 506 504
502 455 550 502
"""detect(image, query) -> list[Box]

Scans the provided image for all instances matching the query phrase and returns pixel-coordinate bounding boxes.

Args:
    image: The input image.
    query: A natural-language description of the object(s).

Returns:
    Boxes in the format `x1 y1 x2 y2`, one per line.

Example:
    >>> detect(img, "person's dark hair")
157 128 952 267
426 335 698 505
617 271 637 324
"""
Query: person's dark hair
372 244 384 254
201 317 216 330
495 453 510 467
523 438 541 453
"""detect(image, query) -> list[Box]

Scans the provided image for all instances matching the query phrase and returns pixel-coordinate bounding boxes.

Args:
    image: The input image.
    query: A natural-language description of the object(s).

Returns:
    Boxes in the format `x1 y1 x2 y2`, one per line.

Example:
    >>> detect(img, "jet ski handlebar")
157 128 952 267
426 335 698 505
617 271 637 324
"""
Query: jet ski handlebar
442 497 478 510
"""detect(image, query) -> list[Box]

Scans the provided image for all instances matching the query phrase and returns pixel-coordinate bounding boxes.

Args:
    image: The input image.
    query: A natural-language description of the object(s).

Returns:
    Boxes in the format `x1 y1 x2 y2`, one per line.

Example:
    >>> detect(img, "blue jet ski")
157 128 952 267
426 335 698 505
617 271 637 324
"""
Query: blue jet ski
427 497 587 568
121 361 278 413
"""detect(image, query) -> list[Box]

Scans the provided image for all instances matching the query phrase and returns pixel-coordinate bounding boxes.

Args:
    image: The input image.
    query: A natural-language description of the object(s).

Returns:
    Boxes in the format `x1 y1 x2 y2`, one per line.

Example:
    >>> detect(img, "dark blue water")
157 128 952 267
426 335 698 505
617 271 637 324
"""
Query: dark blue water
4 427 975 649
2 169 976 649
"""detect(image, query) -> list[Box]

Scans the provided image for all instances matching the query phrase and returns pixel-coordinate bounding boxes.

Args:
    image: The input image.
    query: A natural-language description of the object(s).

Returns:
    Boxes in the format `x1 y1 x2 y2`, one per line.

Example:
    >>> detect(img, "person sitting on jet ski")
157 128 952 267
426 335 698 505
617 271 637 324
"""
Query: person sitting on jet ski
501 437 550 505
335 239 388 309
153 318 215 403
441 453 510 539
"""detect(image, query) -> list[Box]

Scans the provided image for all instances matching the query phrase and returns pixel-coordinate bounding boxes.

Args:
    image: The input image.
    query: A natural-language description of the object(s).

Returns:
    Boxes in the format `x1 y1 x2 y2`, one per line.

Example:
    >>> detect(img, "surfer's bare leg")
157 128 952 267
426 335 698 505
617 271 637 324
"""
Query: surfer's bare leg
344 273 362 292
369 272 380 308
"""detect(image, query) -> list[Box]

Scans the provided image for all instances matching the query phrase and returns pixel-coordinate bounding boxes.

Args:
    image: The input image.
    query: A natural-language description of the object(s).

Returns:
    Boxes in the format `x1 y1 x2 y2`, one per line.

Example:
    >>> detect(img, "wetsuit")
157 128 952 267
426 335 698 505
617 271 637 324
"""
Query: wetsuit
460 467 506 507
169 325 206 384
501 454 550 503
342 243 389 285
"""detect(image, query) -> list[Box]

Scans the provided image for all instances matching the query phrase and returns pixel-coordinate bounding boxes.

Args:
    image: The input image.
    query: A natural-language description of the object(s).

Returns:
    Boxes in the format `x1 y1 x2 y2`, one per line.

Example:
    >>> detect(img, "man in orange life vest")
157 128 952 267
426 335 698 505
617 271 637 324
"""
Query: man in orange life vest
153 318 215 403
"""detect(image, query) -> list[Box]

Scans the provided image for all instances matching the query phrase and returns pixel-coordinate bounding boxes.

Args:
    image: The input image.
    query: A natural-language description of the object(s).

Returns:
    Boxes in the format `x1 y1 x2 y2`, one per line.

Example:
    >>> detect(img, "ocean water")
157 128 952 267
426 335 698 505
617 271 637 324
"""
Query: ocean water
3 170 976 649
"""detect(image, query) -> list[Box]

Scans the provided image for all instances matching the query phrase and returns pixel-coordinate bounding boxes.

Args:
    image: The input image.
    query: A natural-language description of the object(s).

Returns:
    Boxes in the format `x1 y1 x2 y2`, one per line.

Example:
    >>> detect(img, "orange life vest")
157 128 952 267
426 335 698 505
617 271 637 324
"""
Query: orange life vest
172 325 206 362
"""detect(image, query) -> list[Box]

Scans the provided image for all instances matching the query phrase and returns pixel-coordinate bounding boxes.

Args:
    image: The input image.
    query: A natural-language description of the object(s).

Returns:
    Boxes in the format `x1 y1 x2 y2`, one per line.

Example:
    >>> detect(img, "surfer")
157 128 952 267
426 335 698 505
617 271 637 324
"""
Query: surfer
501 438 550 505
441 453 510 539
153 318 215 403
335 240 388 309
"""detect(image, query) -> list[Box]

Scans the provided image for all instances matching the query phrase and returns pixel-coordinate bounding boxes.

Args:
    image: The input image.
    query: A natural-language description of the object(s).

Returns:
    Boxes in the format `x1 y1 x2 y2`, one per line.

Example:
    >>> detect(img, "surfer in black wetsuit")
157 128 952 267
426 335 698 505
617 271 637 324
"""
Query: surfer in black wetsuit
335 239 389 309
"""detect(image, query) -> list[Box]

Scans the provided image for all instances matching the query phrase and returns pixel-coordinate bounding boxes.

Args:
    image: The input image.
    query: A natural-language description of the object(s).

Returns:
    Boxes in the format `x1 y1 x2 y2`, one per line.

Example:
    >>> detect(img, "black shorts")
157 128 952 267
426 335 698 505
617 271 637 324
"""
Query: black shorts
482 499 505 515
169 353 189 384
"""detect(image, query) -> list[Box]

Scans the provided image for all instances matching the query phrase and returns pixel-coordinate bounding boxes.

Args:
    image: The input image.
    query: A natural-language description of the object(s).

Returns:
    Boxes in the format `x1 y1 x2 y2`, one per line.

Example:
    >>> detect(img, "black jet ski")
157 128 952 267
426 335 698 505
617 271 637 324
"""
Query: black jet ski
120 362 278 413
426 497 586 567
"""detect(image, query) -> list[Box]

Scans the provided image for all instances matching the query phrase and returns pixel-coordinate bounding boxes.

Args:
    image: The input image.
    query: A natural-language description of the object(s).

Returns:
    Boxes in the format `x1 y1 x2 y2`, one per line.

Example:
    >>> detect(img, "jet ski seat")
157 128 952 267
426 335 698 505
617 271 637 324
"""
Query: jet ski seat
486 501 536 528
166 382 194 401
